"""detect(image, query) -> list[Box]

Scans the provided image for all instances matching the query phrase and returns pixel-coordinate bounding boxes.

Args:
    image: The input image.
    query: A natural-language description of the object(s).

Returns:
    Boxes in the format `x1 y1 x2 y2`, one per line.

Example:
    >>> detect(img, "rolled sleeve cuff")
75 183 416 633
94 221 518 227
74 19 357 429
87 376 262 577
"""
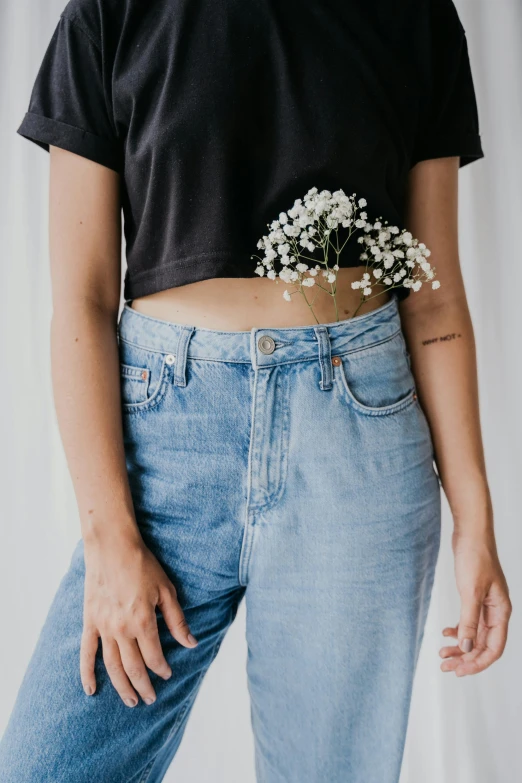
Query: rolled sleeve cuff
16 111 122 172
411 132 484 169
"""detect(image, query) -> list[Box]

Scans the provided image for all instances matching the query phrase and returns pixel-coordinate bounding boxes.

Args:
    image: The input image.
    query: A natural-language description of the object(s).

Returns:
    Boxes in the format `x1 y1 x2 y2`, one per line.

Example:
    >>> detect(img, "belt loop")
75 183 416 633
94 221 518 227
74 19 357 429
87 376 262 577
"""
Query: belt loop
313 325 333 391
173 325 195 387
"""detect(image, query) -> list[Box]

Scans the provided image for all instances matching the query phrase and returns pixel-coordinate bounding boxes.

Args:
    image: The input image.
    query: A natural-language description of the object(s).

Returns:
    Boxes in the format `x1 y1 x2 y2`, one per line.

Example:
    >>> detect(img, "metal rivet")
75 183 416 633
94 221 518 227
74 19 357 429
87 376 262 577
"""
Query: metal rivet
258 335 276 355
413 392 417 400
141 370 148 380
331 356 342 366
165 354 175 365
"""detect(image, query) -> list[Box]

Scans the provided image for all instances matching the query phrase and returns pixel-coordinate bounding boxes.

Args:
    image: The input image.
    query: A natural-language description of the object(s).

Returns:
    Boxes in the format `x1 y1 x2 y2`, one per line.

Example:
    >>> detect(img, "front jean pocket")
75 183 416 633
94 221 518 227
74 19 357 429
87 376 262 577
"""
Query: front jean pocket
118 338 172 413
120 363 151 405
334 329 417 416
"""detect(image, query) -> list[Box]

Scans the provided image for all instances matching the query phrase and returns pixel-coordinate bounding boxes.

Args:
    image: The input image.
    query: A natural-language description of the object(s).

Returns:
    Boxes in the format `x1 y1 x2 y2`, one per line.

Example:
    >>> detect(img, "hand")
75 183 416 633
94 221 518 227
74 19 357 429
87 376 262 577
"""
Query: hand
81 535 198 706
439 532 512 677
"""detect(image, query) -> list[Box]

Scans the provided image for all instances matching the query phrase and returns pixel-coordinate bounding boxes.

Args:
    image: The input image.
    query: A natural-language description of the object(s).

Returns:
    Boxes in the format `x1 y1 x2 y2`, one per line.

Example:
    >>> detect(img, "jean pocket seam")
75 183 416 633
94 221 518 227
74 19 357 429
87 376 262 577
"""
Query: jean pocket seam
337 327 403 359
120 363 151 405
121 356 172 413
334 364 417 417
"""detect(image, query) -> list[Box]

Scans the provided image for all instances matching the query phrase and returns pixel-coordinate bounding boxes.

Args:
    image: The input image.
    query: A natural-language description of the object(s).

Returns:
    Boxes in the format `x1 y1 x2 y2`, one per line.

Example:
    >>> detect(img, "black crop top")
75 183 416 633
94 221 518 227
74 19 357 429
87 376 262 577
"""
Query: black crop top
17 0 484 303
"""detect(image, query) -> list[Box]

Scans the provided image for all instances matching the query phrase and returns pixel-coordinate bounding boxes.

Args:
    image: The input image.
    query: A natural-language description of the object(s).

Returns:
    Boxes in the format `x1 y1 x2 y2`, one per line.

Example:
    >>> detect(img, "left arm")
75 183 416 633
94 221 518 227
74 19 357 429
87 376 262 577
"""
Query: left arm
399 156 511 676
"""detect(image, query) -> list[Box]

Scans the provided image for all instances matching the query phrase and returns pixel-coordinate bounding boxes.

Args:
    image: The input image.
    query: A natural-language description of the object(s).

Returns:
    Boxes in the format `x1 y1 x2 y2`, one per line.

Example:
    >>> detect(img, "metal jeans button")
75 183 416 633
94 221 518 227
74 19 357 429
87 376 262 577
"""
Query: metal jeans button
258 335 276 355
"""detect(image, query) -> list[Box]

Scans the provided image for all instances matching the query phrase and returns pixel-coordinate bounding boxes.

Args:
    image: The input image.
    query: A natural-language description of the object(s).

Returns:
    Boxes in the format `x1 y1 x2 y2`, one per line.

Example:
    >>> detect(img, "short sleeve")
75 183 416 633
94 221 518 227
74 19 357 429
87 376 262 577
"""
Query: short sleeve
16 12 121 172
411 24 485 169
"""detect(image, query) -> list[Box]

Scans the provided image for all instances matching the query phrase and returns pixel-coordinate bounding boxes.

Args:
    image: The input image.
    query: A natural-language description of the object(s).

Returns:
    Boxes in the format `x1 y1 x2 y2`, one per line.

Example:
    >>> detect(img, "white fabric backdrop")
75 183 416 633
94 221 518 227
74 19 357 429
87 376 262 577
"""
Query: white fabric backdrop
1 1 520 780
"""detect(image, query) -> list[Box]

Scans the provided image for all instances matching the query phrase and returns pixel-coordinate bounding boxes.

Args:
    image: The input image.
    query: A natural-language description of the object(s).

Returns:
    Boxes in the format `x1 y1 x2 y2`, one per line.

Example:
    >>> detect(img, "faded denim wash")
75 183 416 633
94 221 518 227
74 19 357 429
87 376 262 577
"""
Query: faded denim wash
0 292 441 782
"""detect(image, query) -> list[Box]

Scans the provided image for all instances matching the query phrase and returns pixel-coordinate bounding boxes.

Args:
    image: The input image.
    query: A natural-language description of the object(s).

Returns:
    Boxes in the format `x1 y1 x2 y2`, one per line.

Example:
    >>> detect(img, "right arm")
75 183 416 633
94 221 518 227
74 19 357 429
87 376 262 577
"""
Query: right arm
48 146 198 708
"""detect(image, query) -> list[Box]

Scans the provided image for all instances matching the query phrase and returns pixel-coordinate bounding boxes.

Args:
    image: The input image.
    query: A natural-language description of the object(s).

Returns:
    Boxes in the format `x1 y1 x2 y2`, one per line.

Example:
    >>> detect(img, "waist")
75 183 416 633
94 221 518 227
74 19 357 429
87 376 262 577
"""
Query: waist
118 289 402 369
128 268 391 331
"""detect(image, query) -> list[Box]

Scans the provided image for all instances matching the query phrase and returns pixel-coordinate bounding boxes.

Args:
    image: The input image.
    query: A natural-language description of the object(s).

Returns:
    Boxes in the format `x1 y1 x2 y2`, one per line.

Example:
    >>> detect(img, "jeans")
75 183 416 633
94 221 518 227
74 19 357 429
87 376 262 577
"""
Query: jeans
0 292 441 782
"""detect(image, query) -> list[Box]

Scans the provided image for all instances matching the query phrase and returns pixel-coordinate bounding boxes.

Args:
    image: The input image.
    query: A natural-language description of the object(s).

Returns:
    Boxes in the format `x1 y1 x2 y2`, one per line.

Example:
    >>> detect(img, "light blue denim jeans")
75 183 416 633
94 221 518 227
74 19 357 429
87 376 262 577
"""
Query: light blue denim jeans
0 292 441 782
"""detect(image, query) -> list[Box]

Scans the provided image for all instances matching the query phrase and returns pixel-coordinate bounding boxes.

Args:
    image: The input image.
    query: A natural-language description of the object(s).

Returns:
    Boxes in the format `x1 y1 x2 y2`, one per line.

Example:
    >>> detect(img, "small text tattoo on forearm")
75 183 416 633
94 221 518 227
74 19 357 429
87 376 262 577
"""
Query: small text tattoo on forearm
422 333 462 346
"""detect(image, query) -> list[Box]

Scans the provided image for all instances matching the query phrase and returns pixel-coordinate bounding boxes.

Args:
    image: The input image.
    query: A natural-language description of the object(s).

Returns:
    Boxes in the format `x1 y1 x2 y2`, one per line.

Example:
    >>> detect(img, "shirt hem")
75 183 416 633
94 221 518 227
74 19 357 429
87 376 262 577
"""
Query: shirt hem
123 255 412 302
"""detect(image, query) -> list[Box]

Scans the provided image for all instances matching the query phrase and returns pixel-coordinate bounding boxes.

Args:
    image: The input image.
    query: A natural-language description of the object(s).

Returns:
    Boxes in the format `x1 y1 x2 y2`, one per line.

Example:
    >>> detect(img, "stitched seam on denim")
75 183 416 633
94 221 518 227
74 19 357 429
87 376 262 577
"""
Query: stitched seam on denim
119 336 253 366
355 391 416 416
121 359 170 413
138 619 231 783
334 340 417 415
121 383 167 413
314 326 333 390
399 534 440 767
118 337 404 368
121 366 150 404
121 363 149 378
174 326 195 387
247 370 290 514
119 337 302 366
335 370 416 416
315 326 325 390
118 333 404 366
239 364 258 586
336 328 403 359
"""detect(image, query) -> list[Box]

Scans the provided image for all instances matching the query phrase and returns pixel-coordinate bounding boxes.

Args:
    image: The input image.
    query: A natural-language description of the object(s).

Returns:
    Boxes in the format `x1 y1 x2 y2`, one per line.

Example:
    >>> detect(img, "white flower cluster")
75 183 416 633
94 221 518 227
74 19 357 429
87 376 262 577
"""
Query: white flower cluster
251 186 440 319
352 221 438 297
252 187 360 293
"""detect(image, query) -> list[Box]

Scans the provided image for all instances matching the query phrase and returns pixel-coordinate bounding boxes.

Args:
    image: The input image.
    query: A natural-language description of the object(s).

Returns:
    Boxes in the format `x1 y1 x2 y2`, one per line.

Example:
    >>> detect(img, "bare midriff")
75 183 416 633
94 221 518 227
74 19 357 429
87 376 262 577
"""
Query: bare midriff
129 267 390 330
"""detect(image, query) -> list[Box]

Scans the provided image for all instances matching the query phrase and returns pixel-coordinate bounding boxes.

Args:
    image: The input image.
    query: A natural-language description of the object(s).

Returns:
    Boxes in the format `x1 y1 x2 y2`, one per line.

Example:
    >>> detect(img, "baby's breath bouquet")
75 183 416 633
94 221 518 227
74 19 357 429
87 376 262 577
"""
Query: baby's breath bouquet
252 187 439 321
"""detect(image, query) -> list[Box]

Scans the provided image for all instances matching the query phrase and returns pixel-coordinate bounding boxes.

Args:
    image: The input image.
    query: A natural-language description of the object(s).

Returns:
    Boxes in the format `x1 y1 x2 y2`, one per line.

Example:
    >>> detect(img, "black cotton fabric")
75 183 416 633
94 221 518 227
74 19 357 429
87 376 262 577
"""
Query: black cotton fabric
17 0 485 303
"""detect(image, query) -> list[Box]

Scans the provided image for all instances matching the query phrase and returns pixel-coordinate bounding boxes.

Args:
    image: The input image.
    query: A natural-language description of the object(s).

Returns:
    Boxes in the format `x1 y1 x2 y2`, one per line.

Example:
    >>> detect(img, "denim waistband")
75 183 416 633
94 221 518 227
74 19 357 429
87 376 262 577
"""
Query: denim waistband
117 293 402 373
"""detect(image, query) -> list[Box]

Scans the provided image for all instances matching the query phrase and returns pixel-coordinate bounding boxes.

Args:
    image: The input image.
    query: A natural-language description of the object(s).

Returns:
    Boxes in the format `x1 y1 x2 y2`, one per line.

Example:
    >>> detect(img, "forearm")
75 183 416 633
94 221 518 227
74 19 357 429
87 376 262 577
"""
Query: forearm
50 300 142 549
400 295 494 540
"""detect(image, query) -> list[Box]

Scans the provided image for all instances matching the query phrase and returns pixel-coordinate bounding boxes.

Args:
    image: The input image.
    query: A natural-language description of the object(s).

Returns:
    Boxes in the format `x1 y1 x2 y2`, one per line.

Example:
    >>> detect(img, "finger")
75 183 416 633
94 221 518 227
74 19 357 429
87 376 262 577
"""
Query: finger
458 593 483 653
101 636 139 707
441 654 465 673
439 644 464 660
479 594 512 660
136 616 173 681
158 585 198 649
80 625 99 696
488 608 511 659
118 637 157 705
455 614 511 677
442 625 458 638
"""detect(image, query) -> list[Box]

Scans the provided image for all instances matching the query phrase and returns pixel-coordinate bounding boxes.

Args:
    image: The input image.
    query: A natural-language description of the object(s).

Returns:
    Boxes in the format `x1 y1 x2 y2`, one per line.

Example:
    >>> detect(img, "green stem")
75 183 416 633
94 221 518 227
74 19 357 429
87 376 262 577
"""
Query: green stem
298 283 321 324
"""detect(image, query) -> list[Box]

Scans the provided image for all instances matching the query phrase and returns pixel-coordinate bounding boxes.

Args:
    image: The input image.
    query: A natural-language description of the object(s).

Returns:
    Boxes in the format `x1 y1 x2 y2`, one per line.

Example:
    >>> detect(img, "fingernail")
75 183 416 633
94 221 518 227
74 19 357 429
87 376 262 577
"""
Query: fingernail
461 638 473 653
125 698 138 708
84 685 94 696
187 634 198 646
163 669 172 680
144 697 156 705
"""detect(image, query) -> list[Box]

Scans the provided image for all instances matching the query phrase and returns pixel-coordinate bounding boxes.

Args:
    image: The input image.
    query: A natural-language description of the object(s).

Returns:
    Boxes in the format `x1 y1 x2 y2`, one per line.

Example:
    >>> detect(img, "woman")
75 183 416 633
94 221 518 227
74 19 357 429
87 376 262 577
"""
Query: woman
1 0 511 780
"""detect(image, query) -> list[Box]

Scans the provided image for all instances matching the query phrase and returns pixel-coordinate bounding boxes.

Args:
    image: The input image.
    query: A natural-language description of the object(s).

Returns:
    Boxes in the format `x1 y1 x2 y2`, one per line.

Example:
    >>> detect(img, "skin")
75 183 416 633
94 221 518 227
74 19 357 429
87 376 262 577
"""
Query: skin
48 145 511 707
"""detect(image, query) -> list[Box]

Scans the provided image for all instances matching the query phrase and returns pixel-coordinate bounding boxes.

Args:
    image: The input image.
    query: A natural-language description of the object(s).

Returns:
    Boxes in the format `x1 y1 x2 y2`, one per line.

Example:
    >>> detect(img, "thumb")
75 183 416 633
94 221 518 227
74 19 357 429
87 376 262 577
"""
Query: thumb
458 591 483 653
